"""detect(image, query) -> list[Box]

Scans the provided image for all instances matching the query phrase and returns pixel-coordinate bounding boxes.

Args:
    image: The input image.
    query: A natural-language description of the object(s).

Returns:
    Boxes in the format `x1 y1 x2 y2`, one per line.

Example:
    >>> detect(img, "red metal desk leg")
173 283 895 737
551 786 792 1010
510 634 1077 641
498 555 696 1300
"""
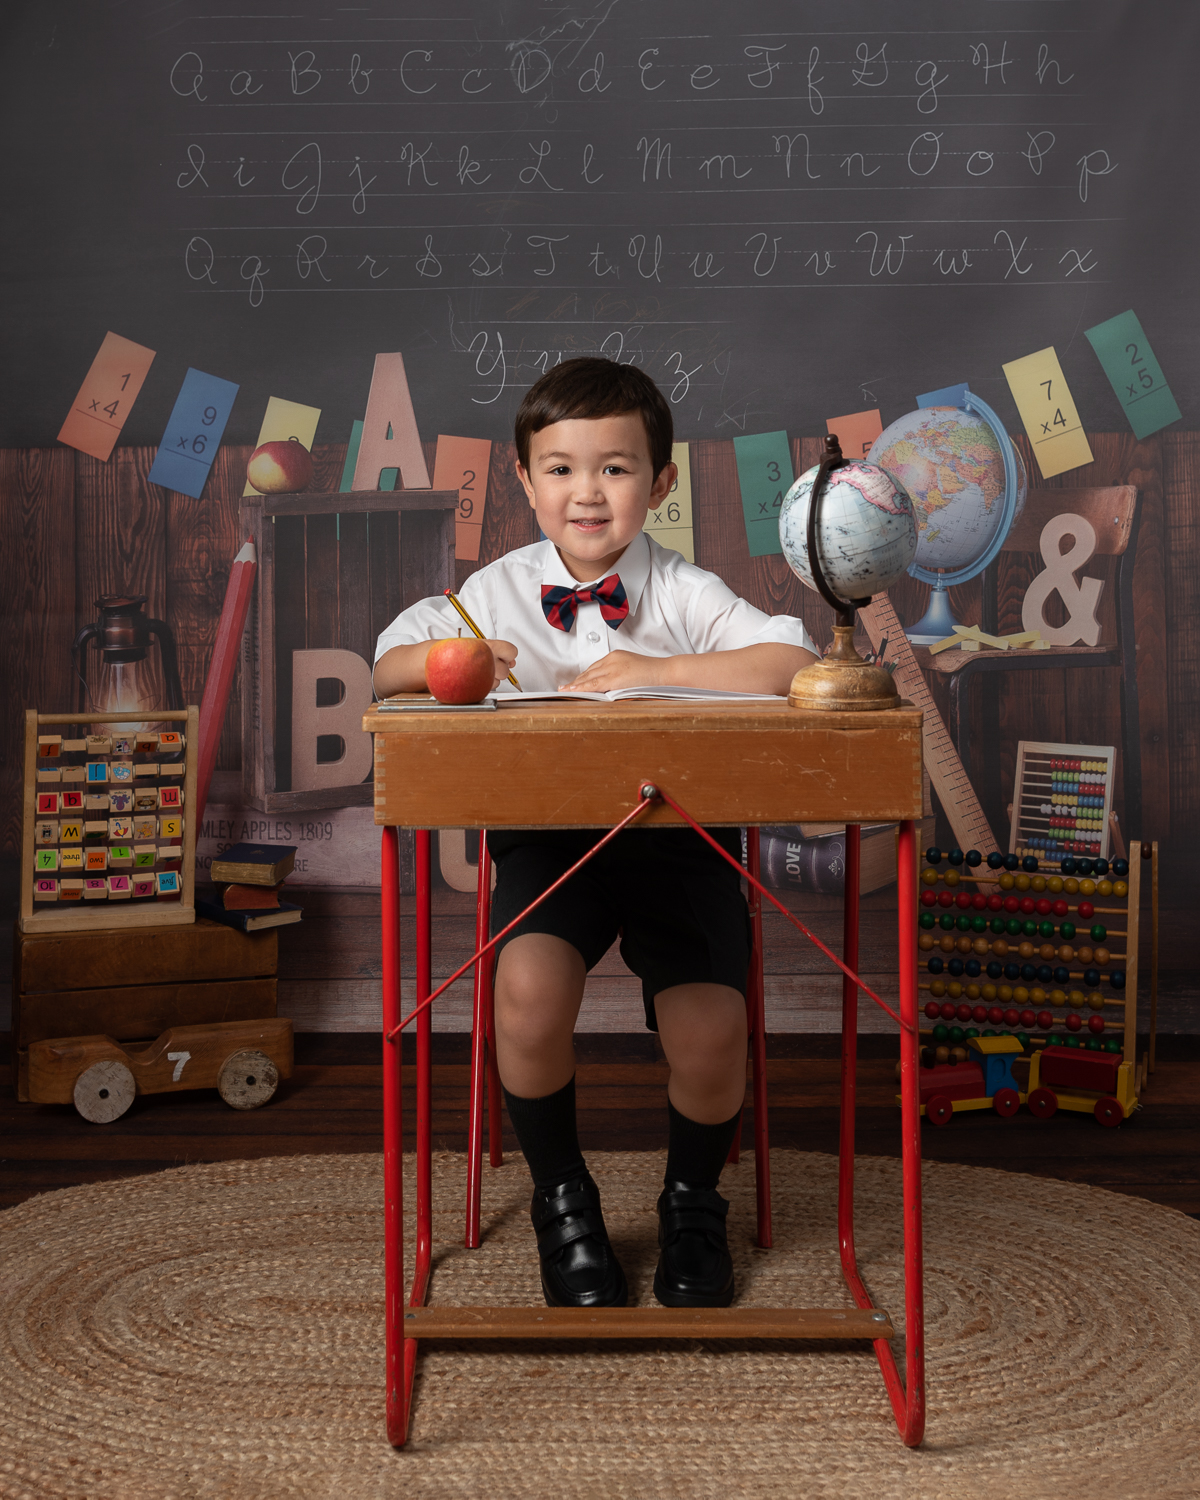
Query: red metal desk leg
896 819 925 1445
486 988 503 1166
836 821 924 1447
746 828 771 1247
413 831 433 1310
466 838 491 1248
381 826 407 1448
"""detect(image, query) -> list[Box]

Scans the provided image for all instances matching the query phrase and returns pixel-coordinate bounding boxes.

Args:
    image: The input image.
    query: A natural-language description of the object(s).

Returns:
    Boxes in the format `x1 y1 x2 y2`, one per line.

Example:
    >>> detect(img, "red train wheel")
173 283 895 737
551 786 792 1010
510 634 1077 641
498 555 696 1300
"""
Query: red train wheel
925 1094 954 1127
993 1088 1020 1119
1027 1087 1058 1120
1094 1096 1124 1128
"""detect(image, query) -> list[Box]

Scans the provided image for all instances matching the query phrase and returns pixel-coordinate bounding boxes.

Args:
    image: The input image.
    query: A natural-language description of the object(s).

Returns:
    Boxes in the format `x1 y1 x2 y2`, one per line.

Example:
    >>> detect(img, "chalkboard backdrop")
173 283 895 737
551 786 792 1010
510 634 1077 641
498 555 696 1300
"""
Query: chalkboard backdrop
2 0 1197 448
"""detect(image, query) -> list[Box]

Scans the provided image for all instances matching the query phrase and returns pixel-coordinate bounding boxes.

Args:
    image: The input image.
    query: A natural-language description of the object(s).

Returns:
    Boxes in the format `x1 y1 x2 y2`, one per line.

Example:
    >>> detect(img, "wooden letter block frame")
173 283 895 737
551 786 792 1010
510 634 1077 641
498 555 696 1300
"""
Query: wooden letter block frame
20 707 199 934
240 488 458 813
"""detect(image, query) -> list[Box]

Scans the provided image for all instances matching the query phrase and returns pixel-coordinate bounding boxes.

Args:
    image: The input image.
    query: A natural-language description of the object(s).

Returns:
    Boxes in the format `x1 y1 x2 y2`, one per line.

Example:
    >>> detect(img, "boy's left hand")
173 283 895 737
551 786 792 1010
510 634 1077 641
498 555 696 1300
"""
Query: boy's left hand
560 650 666 693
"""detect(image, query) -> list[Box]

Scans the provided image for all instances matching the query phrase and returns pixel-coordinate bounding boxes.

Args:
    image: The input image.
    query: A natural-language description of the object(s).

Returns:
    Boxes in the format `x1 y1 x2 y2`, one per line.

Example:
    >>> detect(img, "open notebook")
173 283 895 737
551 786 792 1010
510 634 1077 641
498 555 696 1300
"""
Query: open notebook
492 686 785 704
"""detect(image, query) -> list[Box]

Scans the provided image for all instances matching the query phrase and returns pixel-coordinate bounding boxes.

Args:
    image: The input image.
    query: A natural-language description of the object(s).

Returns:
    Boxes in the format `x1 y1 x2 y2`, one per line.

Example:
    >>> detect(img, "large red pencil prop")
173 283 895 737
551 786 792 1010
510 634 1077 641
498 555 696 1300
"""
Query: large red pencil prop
196 538 256 821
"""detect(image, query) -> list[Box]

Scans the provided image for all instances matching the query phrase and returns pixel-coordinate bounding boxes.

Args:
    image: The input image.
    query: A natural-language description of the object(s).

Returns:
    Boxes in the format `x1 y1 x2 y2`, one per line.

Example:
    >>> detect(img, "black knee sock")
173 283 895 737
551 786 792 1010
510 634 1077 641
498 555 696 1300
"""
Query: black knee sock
665 1099 742 1190
502 1075 588 1189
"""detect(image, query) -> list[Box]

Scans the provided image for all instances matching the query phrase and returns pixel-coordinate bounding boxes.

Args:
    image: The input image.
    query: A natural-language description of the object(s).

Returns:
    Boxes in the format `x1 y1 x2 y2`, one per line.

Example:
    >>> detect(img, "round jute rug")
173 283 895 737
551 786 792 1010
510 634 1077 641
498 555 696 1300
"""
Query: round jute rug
0 1150 1197 1500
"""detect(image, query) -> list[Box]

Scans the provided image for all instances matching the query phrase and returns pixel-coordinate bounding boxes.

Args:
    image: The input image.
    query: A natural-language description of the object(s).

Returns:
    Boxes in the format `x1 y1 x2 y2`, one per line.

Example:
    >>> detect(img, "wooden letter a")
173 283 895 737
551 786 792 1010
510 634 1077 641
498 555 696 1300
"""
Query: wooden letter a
351 353 431 490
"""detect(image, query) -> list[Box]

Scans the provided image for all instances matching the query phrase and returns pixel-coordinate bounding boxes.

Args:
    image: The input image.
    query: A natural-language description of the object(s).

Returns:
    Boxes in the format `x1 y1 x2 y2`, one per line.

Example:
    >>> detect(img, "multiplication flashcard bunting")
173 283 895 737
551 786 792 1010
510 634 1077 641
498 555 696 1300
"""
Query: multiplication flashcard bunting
825 409 882 461
148 368 239 498
242 396 321 496
1001 347 1093 479
1084 310 1182 441
433 436 493 563
58 332 156 461
643 442 695 562
733 431 792 558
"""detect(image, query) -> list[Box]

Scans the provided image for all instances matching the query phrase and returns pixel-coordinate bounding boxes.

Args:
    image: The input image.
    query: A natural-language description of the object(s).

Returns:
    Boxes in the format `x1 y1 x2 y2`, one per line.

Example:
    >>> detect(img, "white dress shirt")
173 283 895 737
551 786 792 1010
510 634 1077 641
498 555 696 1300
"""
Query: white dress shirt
373 532 817 693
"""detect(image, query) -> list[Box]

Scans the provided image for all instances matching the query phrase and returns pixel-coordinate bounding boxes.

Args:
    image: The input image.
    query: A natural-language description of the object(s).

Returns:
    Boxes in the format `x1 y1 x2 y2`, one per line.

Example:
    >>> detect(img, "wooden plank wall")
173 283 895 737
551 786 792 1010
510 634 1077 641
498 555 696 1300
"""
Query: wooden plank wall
0 434 1194 861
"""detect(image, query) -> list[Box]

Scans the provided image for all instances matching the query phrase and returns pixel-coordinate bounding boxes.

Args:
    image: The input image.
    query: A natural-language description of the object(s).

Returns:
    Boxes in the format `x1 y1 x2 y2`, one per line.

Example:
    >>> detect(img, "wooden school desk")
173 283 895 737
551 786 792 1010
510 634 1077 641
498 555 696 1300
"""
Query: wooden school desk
365 698 926 1448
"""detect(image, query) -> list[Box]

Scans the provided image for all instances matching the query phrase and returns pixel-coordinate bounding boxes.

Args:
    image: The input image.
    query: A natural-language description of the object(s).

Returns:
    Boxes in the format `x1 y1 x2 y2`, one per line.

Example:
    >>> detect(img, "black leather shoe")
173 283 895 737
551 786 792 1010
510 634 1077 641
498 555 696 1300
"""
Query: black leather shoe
530 1172 628 1308
653 1181 735 1308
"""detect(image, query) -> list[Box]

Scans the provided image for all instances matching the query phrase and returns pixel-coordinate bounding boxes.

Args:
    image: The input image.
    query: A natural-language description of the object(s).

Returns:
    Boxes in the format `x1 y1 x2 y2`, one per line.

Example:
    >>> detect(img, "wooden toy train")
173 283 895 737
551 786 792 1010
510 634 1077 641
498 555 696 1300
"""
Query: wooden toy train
899 841 1158 1128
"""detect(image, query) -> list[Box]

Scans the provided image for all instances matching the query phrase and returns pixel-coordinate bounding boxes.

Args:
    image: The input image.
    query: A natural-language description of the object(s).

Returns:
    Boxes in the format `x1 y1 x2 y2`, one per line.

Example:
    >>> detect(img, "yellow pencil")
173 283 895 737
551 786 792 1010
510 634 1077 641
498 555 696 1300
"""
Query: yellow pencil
443 589 522 690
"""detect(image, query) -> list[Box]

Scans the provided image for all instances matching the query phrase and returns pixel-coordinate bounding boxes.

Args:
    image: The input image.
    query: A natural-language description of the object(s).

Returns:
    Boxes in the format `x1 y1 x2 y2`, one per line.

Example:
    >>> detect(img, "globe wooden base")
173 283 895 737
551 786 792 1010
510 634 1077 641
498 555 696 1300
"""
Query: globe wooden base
787 624 901 713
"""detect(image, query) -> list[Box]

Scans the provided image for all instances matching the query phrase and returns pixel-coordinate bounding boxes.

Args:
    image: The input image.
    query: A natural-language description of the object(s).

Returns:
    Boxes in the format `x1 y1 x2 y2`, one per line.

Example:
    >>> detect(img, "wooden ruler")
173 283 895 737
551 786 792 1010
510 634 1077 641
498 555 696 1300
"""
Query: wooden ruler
860 593 998 857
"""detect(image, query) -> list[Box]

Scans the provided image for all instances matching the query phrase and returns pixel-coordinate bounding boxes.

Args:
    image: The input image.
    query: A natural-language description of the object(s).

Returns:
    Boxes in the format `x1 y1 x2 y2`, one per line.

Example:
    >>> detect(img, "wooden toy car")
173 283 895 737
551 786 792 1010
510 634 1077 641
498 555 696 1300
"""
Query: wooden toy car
20 1017 293 1122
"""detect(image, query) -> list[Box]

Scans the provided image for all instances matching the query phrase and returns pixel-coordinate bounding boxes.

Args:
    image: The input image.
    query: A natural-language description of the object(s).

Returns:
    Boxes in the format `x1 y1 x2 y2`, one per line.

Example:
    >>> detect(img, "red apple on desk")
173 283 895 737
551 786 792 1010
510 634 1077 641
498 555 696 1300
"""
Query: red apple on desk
246 437 313 494
425 637 495 704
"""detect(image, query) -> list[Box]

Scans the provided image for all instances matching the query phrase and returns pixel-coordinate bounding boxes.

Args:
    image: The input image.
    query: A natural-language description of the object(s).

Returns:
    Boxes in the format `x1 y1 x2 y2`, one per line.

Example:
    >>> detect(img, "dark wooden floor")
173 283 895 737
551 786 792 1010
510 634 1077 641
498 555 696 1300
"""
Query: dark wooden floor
3 1033 1197 1217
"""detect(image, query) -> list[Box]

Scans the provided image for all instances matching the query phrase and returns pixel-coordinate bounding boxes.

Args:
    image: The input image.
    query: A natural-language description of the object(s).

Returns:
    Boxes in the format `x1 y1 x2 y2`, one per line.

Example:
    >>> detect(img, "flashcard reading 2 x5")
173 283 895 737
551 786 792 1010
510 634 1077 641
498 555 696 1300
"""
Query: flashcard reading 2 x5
1085 310 1183 441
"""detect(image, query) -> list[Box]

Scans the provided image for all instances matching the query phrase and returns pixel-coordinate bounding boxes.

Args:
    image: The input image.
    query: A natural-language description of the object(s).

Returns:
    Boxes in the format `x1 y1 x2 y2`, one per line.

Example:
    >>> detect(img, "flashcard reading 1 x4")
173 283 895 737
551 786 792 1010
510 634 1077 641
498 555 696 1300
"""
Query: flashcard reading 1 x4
148 368 240 498
58 332 156 461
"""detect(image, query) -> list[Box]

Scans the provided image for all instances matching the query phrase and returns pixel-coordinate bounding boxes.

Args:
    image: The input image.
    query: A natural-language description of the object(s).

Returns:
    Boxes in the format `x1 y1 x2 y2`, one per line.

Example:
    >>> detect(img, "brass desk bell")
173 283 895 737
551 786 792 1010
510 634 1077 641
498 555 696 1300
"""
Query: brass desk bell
785 436 903 713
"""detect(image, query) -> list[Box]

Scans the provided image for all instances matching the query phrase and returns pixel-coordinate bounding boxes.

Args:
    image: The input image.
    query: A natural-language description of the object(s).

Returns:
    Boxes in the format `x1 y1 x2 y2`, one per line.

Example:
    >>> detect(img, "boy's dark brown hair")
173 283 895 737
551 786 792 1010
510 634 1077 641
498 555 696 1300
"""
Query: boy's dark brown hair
514 357 674 477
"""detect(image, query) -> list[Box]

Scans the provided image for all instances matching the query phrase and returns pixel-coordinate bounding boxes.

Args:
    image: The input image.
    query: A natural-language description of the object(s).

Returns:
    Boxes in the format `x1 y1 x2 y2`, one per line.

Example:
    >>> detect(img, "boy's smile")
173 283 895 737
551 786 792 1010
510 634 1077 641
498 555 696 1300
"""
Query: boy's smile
516 413 677 583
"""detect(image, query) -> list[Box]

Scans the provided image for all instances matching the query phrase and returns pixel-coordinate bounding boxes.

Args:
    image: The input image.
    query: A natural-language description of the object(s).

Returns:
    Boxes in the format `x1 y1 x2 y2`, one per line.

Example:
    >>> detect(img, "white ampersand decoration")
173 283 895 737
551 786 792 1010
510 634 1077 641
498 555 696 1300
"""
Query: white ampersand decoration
1020 512 1104 646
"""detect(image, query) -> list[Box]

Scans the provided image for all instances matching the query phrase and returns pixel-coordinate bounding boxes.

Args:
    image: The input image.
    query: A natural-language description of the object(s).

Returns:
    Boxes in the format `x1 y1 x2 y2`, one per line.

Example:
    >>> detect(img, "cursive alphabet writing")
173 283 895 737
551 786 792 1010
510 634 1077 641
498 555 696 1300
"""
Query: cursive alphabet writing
519 140 562 191
289 50 321 96
177 144 207 189
282 142 321 213
170 52 206 100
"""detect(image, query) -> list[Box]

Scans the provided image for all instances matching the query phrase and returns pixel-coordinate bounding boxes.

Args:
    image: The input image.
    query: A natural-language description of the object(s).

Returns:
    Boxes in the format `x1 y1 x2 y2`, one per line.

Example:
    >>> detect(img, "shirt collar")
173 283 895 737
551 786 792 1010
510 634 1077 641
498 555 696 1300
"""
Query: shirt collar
537 531 651 618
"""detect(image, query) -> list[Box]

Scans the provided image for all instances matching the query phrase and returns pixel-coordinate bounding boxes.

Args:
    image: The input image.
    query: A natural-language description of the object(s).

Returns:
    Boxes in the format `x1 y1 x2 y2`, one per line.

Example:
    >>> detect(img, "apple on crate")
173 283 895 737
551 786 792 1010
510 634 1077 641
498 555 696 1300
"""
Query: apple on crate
424 637 494 704
246 437 314 494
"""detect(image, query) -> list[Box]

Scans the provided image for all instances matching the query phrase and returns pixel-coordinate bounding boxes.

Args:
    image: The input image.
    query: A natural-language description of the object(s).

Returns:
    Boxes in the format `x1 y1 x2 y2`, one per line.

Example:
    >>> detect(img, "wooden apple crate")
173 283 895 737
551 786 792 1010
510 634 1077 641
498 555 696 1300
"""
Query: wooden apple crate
12 917 280 1103
239 487 458 814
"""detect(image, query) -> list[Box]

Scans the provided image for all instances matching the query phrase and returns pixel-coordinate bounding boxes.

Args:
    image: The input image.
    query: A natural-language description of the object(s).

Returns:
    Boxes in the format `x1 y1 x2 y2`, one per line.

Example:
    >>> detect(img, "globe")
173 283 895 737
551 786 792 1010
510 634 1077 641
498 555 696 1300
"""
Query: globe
867 393 1028 643
778 458 918 602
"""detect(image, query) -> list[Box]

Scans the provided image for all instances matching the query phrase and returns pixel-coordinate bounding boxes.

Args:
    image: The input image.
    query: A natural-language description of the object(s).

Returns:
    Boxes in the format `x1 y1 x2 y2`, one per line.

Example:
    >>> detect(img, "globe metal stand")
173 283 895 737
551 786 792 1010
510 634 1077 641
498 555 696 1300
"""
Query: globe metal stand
787 435 902 714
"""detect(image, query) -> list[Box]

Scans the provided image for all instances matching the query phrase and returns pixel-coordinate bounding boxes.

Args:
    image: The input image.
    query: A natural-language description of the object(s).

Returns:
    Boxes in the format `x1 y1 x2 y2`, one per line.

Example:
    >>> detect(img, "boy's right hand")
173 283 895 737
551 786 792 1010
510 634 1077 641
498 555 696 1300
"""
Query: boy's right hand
487 640 518 686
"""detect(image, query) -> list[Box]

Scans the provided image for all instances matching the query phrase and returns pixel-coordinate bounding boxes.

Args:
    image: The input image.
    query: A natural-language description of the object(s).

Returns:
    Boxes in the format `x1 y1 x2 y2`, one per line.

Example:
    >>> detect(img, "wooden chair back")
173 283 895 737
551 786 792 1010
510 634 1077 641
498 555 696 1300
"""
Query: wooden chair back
1003 486 1138 557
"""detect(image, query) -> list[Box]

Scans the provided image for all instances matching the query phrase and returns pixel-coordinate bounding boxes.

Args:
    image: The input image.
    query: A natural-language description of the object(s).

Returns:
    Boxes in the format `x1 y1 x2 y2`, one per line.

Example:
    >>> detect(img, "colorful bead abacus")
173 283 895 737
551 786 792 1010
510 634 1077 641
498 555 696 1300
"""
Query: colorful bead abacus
1009 740 1116 861
914 839 1158 1121
20 708 198 933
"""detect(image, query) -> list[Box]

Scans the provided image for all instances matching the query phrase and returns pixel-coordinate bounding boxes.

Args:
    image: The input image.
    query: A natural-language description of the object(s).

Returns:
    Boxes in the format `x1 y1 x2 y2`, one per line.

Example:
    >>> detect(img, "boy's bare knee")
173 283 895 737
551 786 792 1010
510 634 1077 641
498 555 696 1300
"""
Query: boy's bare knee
656 985 747 1075
493 935 585 1053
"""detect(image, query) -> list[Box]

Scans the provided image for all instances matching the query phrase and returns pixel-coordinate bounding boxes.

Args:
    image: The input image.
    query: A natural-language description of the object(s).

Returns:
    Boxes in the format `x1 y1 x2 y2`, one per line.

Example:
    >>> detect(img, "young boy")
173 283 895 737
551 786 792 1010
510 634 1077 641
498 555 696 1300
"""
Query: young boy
373 359 817 1309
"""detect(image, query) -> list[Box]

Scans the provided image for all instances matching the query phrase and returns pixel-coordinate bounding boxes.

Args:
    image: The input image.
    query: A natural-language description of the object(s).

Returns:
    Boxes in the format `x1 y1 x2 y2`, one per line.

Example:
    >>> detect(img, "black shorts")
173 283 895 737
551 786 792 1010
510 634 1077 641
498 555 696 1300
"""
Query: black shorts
486 826 751 1031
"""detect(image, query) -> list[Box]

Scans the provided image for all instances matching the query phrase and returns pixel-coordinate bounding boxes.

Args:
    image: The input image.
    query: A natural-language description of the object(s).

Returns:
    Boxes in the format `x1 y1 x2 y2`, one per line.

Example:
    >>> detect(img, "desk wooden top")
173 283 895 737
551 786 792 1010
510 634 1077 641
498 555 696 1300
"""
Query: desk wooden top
364 698 923 829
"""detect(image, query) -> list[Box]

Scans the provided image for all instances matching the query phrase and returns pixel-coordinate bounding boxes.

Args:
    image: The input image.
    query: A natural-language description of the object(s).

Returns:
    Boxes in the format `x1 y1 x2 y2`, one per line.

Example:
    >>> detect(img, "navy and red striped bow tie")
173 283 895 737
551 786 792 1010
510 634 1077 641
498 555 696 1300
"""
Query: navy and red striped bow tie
540 574 629 632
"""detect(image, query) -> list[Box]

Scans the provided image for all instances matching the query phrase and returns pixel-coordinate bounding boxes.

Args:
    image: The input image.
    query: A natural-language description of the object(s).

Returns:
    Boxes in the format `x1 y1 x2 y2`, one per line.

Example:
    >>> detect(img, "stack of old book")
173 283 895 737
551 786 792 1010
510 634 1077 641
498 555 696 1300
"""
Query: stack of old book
197 842 301 932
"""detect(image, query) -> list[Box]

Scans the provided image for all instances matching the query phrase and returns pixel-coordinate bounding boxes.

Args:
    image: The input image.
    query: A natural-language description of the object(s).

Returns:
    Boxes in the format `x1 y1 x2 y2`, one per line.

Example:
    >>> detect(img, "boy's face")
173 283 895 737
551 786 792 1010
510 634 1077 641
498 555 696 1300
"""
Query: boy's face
516 413 676 583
